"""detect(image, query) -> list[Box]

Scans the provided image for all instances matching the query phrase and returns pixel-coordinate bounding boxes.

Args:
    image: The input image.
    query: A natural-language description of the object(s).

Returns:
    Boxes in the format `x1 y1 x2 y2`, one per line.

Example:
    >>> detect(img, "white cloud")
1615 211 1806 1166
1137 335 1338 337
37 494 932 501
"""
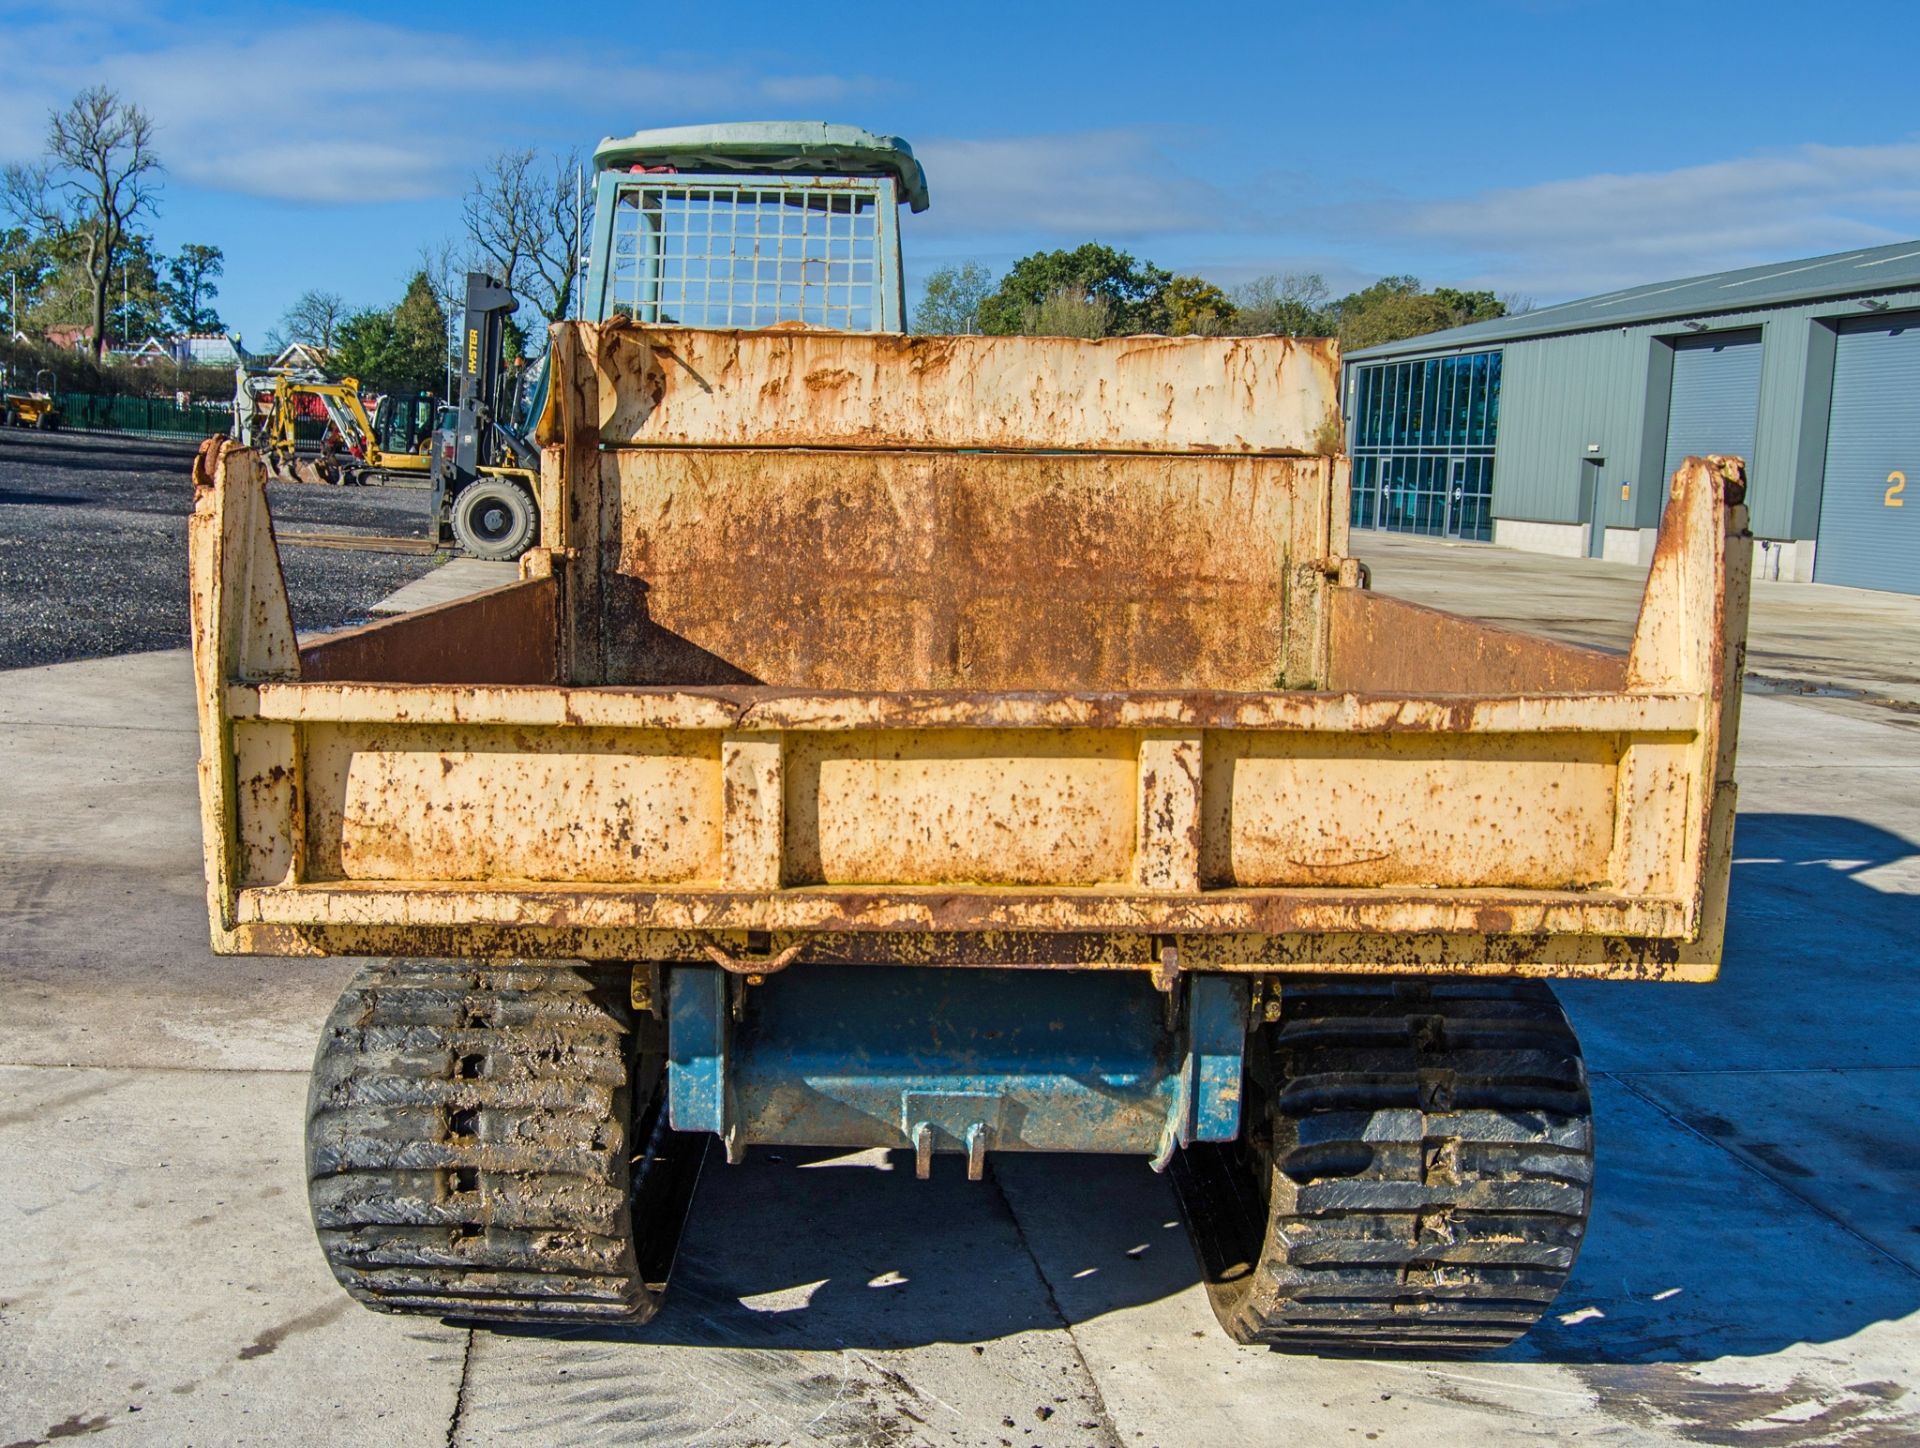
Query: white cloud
1366 141 1920 298
0 13 883 204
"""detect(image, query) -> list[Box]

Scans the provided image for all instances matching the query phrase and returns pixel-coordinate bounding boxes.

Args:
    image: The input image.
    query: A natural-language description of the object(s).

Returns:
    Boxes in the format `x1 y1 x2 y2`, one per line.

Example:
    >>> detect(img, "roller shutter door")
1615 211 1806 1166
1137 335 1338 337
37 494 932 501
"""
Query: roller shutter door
1815 317 1920 595
1661 330 1762 504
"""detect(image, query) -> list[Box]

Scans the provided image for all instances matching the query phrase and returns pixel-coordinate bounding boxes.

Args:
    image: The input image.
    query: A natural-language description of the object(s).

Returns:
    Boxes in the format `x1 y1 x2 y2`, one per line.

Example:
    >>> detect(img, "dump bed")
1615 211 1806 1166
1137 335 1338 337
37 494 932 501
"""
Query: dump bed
190 321 1748 981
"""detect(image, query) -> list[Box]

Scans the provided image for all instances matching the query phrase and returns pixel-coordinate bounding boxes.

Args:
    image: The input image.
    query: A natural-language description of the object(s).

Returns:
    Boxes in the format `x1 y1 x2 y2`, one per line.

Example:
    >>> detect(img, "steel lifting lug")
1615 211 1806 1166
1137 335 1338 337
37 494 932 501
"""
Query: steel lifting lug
911 1121 935 1179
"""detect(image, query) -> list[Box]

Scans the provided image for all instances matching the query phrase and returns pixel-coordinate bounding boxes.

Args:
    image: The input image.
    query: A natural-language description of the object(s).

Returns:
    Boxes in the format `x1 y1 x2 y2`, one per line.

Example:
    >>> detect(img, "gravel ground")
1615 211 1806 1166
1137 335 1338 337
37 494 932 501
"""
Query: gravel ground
0 428 439 669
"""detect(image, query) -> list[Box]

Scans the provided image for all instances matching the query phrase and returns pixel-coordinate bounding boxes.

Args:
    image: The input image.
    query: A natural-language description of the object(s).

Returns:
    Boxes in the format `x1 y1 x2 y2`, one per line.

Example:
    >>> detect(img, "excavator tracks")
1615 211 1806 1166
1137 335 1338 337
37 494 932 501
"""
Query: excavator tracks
306 959 705 1324
1172 979 1593 1355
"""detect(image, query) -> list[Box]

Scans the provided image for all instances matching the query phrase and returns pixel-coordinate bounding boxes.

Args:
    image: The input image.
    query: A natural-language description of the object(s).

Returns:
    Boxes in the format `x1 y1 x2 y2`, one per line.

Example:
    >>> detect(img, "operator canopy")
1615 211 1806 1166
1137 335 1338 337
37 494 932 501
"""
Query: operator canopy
593 121 930 212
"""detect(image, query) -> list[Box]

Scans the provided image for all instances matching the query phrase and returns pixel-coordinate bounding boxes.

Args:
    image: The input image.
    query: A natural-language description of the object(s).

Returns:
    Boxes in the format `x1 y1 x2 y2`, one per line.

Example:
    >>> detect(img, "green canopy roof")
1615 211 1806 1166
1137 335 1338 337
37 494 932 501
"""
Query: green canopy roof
593 121 929 212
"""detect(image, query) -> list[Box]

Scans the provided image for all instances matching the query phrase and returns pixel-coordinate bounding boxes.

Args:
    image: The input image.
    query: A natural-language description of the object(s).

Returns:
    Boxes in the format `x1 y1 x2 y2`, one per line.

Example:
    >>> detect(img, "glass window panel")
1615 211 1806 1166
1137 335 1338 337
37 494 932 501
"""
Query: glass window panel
1486 352 1502 445
1345 350 1500 537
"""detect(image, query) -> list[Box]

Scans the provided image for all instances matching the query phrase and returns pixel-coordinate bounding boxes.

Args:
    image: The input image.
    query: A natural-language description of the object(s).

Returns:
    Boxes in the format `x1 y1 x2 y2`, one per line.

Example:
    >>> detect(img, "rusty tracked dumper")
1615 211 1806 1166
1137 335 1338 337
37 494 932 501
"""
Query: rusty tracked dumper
190 126 1749 1354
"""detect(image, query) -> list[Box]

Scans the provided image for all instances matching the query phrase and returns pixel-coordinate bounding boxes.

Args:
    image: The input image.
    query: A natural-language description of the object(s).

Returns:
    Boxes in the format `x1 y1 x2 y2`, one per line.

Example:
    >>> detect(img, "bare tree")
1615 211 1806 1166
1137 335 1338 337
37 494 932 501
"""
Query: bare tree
461 148 583 330
416 238 475 318
1227 272 1333 336
279 289 348 350
3 86 162 362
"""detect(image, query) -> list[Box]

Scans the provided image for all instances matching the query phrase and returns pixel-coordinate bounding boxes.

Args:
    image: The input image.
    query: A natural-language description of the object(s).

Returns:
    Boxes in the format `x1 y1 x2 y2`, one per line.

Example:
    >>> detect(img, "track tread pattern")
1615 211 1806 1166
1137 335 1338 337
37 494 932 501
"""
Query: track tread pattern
306 958 696 1324
1173 980 1593 1355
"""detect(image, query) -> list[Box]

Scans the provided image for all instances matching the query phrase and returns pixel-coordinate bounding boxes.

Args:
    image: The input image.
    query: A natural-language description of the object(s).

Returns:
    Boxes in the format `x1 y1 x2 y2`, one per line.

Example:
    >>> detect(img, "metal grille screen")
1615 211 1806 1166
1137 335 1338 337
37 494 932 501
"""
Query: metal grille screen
607 177 889 330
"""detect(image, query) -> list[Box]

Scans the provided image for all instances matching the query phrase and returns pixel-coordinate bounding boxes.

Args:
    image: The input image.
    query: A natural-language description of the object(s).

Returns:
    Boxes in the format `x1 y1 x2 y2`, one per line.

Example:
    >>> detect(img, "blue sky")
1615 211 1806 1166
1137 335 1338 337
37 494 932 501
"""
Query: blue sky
6 0 1920 345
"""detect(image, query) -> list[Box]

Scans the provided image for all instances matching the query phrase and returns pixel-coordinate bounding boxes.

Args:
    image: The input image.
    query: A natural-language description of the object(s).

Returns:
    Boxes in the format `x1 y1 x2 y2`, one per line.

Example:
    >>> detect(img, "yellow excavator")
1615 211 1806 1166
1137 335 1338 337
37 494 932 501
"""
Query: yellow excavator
249 377 434 487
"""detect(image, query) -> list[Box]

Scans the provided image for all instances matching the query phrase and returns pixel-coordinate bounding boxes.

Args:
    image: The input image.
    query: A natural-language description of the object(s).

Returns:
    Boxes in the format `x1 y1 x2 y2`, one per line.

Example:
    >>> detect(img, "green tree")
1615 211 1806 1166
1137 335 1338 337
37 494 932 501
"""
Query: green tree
107 233 167 343
978 243 1173 336
1328 276 1507 350
23 227 164 345
913 261 993 334
1163 275 1237 336
0 224 65 331
1431 287 1505 326
1016 286 1113 338
334 272 449 393
162 242 223 333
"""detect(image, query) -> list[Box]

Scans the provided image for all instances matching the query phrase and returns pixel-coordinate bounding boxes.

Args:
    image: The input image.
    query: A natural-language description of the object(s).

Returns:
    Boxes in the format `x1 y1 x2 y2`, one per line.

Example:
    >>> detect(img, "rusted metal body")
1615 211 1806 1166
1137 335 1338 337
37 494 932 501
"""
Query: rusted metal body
191 320 1749 984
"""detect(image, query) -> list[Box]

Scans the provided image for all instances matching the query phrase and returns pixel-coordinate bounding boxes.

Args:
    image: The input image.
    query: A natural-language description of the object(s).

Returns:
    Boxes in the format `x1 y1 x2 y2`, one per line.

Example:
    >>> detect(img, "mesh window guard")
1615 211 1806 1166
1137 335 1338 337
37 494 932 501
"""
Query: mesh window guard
607 177 890 330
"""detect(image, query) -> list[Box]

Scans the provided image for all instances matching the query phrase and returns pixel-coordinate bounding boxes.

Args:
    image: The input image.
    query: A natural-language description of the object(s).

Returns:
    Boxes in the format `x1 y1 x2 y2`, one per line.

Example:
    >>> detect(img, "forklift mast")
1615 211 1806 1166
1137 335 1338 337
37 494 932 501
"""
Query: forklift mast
451 272 520 477
431 272 540 551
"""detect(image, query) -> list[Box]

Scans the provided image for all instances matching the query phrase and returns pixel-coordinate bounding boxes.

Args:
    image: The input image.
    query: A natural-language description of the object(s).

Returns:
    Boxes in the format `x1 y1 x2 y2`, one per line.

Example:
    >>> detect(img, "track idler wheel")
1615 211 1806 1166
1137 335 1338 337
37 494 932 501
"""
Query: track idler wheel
1172 979 1593 1354
306 959 706 1324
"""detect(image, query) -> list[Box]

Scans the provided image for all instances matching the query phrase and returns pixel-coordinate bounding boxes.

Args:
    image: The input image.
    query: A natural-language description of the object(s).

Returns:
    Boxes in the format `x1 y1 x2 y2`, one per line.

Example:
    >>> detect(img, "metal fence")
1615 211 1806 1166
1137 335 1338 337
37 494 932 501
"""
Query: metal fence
55 393 232 437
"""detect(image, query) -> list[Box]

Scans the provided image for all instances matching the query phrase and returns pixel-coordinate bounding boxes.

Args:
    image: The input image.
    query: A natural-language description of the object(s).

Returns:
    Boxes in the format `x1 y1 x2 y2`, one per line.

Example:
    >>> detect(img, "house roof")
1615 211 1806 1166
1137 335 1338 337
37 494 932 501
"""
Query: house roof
1349 237 1920 360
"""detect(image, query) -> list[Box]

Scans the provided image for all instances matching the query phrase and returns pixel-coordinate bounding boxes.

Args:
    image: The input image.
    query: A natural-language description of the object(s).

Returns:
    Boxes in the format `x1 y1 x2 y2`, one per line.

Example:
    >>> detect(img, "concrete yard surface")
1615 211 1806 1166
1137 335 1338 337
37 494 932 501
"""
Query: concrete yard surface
1361 531 1920 721
3 539 1919 1445
5 651 1917 1448
369 557 519 615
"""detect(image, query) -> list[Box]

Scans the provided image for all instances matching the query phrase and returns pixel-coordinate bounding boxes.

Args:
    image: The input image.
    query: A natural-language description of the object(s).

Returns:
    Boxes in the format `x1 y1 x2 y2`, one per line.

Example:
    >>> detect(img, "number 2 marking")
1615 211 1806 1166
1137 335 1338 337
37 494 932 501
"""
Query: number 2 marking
1888 471 1907 507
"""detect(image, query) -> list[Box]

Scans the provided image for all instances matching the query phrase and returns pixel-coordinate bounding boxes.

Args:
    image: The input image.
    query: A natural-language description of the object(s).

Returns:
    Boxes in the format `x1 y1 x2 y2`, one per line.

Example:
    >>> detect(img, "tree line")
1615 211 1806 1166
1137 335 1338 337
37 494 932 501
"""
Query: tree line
1 85 584 399
914 245 1523 350
5 84 1520 402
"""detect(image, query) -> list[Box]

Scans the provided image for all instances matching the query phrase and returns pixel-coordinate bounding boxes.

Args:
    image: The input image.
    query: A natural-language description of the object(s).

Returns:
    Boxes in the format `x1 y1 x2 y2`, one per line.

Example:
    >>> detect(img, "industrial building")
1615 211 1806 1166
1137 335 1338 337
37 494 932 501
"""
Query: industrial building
1342 240 1920 595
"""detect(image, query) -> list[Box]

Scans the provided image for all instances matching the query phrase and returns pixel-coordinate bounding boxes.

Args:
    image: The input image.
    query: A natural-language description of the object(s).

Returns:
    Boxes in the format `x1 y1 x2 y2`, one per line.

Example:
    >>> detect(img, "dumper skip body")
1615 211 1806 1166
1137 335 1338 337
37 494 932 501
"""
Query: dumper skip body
190 315 1748 1351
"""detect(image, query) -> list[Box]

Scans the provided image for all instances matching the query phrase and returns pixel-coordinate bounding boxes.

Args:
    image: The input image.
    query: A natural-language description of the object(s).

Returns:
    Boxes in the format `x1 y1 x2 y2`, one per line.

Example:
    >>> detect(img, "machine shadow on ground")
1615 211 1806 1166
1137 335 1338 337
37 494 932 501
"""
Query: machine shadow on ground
485 1145 1203 1353
1534 809 1920 1367
482 811 1920 1367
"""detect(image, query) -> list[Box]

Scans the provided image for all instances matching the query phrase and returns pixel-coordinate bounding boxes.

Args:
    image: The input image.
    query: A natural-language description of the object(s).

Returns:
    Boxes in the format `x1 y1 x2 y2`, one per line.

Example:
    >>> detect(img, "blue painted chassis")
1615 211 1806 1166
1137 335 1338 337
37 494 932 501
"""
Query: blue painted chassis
668 964 1249 1173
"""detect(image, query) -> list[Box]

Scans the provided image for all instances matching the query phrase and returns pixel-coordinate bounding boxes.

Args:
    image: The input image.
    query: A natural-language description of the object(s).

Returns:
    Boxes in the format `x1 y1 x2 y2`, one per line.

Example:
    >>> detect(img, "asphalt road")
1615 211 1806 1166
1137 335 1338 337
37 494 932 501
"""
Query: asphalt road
0 428 437 670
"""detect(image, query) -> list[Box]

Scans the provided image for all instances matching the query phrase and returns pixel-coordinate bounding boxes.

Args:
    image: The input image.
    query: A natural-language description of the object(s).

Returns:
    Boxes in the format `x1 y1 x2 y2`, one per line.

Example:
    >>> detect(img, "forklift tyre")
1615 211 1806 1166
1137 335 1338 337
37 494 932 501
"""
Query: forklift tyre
451 477 538 561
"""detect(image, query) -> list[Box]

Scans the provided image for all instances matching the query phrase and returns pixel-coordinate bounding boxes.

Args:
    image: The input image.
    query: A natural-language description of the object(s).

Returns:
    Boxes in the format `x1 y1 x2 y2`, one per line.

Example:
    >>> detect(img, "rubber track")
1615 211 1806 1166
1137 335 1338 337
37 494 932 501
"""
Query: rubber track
306 959 703 1324
1171 980 1593 1354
